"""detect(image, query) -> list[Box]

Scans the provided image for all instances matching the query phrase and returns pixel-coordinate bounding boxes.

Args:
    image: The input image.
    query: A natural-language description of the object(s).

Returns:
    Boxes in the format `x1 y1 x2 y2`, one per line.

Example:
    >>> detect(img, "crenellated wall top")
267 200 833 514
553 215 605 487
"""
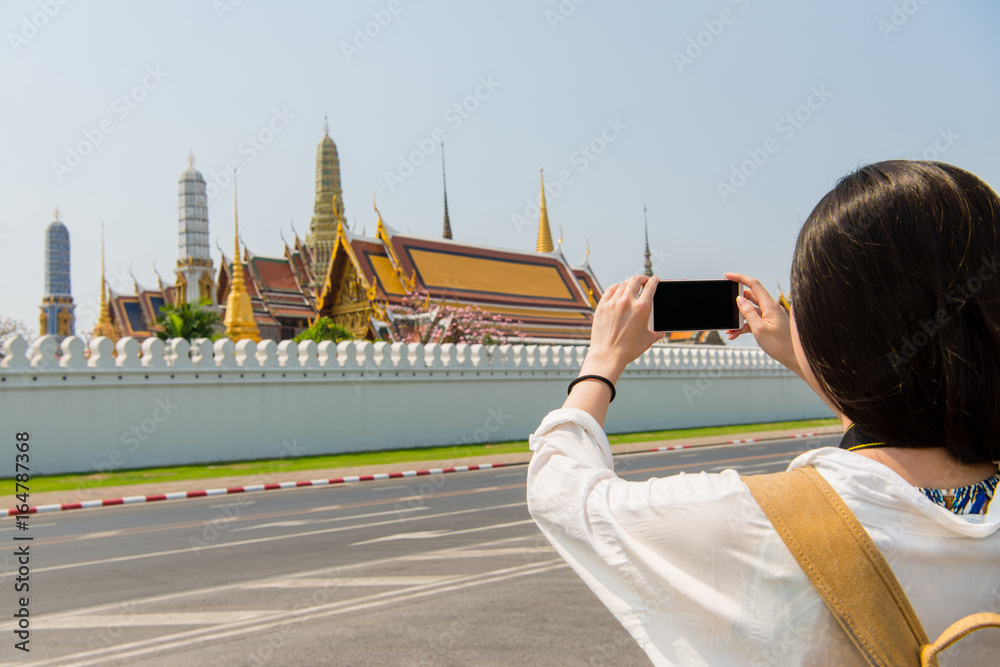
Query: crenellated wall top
0 335 787 384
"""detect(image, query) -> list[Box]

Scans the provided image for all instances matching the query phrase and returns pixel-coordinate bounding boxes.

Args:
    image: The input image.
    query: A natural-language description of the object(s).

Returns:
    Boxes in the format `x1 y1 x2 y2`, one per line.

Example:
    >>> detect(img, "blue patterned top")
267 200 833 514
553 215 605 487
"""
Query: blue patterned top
918 469 999 515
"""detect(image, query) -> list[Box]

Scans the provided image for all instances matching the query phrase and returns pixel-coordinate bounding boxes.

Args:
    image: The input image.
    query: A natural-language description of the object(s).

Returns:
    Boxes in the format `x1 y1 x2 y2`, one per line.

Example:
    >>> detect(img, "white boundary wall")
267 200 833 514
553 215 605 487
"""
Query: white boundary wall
0 335 832 475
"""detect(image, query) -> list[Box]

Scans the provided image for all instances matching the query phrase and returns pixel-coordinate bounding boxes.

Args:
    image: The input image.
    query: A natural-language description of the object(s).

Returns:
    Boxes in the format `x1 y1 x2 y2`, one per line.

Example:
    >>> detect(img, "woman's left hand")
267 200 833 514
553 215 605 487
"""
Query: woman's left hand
581 275 664 383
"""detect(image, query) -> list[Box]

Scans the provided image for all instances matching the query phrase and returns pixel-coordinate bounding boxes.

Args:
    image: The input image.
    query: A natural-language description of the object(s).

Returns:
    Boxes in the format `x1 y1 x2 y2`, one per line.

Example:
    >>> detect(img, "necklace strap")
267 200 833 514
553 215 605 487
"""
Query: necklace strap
839 424 890 452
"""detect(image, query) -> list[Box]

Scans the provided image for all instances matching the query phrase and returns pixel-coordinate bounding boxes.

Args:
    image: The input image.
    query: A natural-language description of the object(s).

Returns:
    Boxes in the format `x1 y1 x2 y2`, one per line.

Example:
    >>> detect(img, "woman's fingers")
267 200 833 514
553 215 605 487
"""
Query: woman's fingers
640 276 658 310
599 283 619 305
726 322 752 339
737 294 765 332
726 272 780 314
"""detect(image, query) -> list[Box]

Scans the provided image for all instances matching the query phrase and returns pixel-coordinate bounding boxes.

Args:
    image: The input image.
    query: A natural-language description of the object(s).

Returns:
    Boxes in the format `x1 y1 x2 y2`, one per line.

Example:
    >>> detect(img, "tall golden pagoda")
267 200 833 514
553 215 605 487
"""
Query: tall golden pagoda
223 183 261 342
536 168 554 253
306 115 345 285
93 222 118 340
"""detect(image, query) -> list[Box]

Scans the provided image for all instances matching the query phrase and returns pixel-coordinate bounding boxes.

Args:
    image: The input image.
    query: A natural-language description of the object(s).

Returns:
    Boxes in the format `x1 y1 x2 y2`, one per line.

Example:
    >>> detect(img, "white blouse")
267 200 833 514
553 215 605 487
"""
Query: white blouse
526 408 1000 666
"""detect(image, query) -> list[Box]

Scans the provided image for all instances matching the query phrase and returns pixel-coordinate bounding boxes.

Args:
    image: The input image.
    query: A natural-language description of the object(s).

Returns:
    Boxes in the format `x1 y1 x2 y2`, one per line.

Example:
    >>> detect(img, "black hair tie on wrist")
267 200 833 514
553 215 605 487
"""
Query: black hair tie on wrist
568 374 616 402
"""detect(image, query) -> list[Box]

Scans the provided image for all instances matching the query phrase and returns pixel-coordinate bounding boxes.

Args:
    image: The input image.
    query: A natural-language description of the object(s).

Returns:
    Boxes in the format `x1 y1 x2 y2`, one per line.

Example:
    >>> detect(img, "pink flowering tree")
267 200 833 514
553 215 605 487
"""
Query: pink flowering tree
388 290 527 345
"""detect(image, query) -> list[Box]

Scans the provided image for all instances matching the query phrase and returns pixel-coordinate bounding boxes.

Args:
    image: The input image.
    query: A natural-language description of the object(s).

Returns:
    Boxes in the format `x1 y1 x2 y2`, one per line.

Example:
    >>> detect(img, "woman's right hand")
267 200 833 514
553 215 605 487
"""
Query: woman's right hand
723 272 801 374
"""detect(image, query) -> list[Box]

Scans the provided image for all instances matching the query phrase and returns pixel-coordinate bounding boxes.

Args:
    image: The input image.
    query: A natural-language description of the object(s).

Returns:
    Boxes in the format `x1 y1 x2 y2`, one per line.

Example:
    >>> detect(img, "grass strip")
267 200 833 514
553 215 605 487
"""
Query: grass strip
4 418 839 496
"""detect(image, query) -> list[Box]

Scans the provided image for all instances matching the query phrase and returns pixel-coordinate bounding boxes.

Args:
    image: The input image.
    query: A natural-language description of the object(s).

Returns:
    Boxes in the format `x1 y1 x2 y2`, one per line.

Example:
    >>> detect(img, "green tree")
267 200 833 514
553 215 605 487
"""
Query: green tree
154 299 223 341
294 317 353 344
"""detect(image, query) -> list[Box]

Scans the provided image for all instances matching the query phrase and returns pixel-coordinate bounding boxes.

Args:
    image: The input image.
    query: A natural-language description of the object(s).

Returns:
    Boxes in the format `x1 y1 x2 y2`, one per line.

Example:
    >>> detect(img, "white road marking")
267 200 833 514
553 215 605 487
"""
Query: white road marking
227 506 428 533
35 611 278 629
16 559 567 667
349 519 534 546
0 533 540 635
28 501 525 574
74 530 123 540
404 547 552 559
0 522 56 532
242 575 458 588
350 530 449 545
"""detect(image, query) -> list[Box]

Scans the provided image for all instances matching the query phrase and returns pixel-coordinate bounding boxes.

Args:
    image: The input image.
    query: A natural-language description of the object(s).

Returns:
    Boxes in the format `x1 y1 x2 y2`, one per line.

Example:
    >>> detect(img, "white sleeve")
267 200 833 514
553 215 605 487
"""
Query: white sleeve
526 408 767 659
526 408 651 644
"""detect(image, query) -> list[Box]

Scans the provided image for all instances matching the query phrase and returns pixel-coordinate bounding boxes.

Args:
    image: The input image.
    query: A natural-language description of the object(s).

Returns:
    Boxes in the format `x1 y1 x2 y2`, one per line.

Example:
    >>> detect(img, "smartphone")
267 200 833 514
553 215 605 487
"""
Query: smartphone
647 279 743 332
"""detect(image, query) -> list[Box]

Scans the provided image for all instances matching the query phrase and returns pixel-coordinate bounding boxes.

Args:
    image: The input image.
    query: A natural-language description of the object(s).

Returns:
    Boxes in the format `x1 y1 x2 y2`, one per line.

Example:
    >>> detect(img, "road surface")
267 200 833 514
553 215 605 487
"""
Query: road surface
0 435 835 666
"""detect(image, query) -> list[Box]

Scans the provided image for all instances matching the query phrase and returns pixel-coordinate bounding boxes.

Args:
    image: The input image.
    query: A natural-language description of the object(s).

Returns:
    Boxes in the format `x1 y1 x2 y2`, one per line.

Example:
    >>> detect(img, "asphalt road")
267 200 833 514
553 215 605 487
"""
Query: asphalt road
0 434 837 666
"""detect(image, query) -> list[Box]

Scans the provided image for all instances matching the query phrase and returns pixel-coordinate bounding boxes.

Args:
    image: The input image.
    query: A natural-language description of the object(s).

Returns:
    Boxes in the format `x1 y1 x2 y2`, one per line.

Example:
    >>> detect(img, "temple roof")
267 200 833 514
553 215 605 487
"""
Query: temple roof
316 212 601 340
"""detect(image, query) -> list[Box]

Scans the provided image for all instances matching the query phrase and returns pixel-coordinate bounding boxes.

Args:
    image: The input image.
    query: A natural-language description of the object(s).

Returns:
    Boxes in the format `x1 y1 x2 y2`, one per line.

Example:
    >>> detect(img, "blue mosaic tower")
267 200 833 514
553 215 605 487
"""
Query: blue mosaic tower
39 208 75 338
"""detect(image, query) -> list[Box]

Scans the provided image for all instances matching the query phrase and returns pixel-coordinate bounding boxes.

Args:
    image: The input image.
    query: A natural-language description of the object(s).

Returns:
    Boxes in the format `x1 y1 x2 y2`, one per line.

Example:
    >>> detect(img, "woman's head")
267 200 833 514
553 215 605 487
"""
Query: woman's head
791 160 1000 464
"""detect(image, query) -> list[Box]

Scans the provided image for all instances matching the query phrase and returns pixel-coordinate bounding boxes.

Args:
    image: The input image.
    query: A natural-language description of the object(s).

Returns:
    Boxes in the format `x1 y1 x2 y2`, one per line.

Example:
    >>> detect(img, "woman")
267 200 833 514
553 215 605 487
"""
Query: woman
526 161 1000 665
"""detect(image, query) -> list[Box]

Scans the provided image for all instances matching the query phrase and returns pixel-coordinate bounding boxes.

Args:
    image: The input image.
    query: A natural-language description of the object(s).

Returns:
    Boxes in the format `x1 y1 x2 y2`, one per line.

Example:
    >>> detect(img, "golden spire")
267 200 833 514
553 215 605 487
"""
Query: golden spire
441 142 453 240
777 280 791 314
373 192 385 237
643 204 653 277
334 194 345 238
223 179 261 342
536 168 554 253
54 207 60 221
93 221 117 339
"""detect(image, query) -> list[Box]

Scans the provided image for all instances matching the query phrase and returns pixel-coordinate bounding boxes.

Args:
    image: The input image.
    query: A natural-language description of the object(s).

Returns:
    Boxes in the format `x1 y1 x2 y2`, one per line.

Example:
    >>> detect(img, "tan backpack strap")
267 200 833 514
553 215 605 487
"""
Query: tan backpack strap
920 612 1000 666
743 467 929 667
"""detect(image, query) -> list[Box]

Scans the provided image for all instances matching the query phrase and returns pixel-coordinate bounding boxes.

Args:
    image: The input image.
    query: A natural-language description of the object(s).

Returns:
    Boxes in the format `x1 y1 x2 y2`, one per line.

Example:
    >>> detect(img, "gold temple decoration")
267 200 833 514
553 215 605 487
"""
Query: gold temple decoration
536 168 554 253
93 221 117 339
777 280 791 314
306 116 345 286
223 181 261 342
643 204 653 278
373 193 415 291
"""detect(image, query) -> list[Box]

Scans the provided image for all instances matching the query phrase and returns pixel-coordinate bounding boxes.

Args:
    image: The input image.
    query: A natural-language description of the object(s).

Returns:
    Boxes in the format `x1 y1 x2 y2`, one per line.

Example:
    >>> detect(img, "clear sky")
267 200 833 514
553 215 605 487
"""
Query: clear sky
2 0 999 341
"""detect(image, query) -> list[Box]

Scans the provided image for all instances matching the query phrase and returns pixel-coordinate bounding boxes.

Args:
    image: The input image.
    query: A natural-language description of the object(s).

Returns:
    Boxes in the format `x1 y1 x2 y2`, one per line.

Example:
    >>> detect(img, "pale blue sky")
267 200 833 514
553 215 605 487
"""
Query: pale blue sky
2 0 999 339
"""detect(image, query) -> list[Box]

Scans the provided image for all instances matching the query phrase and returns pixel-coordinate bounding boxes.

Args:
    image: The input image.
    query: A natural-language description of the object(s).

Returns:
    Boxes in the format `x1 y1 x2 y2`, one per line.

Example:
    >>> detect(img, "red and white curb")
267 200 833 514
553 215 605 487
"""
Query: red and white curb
649 431 824 452
1 463 507 518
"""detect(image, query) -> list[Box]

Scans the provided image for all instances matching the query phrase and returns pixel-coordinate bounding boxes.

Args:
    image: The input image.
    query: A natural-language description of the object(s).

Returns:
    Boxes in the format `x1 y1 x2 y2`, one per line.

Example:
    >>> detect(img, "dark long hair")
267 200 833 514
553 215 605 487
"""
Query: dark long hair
791 160 1000 464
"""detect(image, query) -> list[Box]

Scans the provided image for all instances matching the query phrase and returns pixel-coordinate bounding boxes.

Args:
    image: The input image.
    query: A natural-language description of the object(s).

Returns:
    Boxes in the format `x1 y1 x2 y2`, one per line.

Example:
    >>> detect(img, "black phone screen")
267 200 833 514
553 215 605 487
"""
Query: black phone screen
651 280 740 331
